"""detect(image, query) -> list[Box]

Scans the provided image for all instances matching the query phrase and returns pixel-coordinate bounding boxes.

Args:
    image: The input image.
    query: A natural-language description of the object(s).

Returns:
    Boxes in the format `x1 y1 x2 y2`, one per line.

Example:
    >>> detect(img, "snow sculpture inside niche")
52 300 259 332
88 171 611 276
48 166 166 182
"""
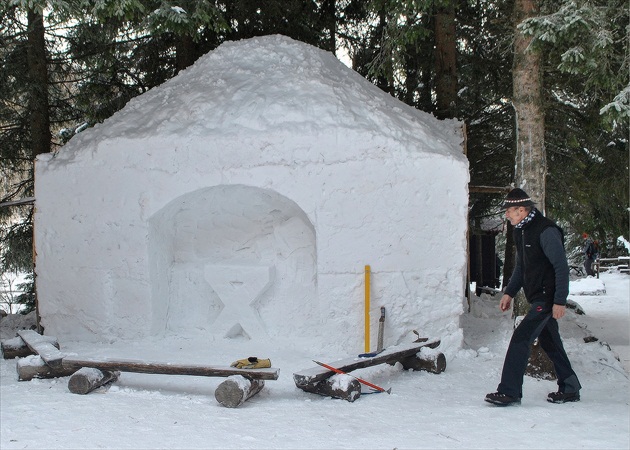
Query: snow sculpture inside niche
149 184 316 339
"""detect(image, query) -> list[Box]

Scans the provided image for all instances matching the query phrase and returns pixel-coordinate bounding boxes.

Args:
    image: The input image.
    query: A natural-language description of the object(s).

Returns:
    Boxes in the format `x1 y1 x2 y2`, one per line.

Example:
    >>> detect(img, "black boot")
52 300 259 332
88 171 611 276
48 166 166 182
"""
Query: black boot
485 392 521 406
547 391 580 403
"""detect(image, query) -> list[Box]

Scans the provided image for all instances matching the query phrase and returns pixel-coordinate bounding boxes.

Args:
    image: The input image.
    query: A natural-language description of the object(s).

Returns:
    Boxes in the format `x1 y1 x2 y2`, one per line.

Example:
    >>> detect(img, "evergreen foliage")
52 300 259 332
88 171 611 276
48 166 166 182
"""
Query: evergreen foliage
0 0 628 313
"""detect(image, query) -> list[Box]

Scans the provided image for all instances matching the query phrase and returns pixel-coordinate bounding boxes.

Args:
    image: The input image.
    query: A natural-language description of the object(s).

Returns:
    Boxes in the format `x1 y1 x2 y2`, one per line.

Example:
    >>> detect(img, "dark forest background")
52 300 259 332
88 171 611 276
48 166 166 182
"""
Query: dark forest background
1 0 628 312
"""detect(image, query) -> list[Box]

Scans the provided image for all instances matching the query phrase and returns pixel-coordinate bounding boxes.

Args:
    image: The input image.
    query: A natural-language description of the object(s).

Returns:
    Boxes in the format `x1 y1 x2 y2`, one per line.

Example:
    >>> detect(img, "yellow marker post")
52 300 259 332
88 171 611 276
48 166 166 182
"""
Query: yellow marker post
364 265 371 353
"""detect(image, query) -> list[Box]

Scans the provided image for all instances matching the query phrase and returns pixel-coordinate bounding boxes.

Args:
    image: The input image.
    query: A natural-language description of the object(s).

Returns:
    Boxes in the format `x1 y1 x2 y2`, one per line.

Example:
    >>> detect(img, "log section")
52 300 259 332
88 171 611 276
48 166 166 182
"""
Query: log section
17 356 76 381
68 367 120 394
395 352 447 374
298 376 362 402
214 376 265 408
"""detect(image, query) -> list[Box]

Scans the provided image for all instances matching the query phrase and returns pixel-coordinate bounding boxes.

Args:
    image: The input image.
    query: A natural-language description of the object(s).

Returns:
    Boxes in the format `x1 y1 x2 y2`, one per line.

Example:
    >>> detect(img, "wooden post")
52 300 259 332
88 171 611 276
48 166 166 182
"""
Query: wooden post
365 265 371 353
68 367 120 394
215 375 265 408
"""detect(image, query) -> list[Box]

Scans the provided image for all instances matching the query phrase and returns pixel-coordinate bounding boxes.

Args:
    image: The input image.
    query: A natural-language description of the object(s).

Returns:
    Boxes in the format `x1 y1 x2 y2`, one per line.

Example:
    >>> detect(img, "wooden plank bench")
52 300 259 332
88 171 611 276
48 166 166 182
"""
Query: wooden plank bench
61 356 280 379
1 333 59 359
61 357 279 407
16 329 65 368
293 339 445 402
2 330 278 407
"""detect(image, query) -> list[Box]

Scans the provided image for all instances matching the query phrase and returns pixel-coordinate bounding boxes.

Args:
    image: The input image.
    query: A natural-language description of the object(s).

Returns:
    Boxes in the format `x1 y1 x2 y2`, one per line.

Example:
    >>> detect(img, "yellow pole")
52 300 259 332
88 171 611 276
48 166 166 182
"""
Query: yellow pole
365 265 371 353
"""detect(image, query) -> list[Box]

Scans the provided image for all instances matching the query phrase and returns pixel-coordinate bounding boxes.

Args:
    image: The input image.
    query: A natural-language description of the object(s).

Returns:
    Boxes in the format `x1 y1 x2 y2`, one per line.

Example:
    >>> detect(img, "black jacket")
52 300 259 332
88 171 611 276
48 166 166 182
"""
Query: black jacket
506 209 569 305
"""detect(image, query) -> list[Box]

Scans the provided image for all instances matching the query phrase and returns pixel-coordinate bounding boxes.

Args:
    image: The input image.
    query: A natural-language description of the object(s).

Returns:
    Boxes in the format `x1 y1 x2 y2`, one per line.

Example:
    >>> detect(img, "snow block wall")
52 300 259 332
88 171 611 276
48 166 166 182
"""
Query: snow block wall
34 35 469 354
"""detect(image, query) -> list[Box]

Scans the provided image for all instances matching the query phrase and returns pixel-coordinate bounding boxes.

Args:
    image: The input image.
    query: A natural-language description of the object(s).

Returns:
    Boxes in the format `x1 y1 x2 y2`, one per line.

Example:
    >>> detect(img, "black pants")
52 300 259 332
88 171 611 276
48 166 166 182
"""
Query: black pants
498 302 581 398
584 257 595 276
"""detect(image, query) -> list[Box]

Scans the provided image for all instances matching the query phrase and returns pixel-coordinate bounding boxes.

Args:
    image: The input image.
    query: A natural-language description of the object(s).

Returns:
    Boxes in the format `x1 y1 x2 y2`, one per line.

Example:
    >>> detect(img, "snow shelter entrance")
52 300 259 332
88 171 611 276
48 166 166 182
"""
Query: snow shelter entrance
147 184 317 340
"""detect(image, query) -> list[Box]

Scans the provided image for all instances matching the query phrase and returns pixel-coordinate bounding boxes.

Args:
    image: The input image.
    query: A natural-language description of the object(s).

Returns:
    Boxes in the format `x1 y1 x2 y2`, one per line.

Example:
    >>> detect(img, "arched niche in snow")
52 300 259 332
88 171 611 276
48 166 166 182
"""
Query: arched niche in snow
147 184 317 340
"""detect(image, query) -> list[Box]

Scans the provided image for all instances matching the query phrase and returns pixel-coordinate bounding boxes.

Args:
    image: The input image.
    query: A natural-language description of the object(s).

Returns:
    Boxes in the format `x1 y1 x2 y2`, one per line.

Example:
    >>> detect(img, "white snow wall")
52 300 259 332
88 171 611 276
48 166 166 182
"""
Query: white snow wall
34 35 469 353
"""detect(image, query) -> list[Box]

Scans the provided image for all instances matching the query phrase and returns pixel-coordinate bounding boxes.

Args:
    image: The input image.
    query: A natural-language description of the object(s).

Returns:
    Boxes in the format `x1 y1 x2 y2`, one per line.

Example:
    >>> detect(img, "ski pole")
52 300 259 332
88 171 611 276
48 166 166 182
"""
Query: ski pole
312 360 392 394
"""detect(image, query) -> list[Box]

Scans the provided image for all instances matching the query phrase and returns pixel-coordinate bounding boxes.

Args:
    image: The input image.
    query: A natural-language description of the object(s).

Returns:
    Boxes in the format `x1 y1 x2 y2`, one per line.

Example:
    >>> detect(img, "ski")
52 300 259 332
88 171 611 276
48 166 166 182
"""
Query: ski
312 360 392 394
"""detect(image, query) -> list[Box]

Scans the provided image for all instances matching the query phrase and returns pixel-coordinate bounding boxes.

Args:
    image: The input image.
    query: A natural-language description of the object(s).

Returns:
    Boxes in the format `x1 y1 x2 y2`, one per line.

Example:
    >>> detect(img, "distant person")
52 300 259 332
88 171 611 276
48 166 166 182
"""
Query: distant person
583 233 597 276
485 188 581 406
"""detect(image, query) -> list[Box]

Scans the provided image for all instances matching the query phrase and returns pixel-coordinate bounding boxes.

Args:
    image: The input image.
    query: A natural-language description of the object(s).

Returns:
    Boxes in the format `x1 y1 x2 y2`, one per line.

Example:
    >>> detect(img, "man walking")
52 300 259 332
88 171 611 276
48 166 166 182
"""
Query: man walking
582 233 597 276
485 188 581 406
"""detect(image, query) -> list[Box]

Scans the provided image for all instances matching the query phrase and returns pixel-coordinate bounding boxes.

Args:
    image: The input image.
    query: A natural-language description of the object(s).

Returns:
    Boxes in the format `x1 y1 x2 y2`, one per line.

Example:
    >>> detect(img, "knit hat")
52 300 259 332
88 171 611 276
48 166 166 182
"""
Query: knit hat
501 188 536 209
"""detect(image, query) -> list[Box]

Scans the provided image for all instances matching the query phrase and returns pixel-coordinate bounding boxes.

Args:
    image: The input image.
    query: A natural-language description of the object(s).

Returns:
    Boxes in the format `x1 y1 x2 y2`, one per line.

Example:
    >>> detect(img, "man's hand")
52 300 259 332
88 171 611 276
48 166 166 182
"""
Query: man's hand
552 304 566 319
499 294 512 312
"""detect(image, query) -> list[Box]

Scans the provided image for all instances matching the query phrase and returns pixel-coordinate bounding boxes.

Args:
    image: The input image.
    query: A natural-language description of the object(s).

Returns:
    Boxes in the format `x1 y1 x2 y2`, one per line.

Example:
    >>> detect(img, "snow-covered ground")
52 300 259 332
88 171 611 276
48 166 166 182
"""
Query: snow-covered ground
1 271 628 449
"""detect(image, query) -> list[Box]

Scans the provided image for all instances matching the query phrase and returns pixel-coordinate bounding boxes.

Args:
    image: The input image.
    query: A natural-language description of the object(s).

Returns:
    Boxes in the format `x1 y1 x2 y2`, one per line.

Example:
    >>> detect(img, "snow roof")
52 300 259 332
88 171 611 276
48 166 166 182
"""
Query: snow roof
52 34 465 164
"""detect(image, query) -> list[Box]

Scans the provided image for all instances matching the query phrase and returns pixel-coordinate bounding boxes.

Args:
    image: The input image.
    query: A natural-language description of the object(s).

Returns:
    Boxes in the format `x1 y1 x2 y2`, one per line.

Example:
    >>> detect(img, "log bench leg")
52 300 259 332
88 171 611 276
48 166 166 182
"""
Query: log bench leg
296 376 362 402
68 367 120 394
394 352 447 374
17 356 76 381
215 375 265 408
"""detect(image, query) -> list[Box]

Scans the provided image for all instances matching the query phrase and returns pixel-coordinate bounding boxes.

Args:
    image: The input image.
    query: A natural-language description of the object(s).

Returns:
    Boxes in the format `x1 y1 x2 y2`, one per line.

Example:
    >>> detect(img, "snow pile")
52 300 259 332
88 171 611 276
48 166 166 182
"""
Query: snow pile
569 276 607 296
34 35 469 355
1 272 628 449
0 311 36 340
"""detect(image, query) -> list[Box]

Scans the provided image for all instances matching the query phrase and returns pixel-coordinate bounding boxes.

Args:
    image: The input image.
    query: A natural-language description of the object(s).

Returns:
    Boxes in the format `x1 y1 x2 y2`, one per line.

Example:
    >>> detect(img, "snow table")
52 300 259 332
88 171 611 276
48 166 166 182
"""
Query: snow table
293 339 445 402
1 331 278 408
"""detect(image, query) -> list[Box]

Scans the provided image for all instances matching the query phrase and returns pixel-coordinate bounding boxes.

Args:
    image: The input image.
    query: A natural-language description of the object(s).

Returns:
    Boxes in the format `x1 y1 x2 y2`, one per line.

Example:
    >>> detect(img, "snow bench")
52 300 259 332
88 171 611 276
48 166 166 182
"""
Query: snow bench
1 330 278 408
293 339 445 402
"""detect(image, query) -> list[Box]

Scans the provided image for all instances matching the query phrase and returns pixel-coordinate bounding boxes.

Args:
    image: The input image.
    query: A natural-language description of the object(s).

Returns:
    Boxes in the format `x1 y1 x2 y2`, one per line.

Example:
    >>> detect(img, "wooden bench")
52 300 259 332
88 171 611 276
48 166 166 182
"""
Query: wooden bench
293 339 445 402
1 331 278 408
1 331 59 359
61 357 279 408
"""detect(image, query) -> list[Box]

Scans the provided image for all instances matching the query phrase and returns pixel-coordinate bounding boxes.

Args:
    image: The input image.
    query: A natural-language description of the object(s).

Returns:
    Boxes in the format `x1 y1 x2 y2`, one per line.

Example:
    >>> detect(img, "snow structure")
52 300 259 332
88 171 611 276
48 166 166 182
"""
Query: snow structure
34 35 469 355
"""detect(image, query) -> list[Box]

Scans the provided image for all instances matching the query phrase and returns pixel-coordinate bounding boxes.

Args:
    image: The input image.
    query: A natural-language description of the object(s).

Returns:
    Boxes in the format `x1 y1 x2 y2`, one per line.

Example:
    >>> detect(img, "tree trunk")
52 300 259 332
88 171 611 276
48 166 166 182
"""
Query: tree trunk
26 8 51 158
434 0 457 119
512 0 545 211
419 13 434 113
321 0 336 55
175 34 198 73
375 8 393 95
